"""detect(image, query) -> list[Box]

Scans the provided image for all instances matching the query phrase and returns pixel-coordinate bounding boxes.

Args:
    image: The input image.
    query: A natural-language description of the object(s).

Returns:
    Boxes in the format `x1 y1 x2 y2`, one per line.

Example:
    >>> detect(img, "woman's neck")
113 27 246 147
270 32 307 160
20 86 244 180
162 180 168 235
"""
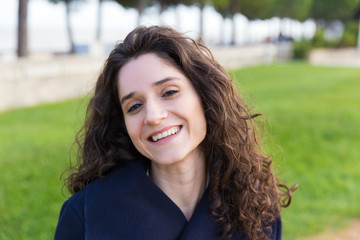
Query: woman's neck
149 152 206 221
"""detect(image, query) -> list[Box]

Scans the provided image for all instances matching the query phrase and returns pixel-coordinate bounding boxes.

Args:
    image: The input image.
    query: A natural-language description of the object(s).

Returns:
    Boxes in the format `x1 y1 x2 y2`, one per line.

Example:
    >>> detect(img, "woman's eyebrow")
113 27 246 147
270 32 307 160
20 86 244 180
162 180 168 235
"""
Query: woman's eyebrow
121 77 180 105
120 92 135 105
152 77 180 87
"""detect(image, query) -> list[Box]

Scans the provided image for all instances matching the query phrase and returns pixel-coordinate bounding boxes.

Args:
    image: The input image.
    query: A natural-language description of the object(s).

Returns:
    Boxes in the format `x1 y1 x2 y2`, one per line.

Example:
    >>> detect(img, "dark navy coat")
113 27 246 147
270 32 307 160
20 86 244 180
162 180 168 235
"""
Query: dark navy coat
55 160 282 240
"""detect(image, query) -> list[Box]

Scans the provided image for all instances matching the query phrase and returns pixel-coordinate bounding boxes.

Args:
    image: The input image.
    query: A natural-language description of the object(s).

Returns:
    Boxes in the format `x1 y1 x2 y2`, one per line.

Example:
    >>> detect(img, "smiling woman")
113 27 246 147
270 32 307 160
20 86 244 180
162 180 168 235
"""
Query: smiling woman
54 26 294 240
118 53 206 171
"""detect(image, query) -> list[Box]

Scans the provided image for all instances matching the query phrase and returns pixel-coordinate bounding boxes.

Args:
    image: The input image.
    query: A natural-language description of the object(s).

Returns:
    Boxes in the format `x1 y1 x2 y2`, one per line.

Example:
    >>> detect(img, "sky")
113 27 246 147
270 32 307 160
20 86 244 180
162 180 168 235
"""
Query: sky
0 0 316 54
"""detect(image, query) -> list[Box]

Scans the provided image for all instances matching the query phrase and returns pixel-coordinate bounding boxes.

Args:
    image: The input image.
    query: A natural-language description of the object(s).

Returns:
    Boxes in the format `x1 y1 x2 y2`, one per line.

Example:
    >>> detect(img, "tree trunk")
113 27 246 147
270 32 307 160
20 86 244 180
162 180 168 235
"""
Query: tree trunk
231 14 236 45
17 0 28 57
230 0 239 46
137 0 146 26
199 2 205 41
65 1 75 54
219 16 226 45
357 16 360 55
96 0 103 41
175 4 181 30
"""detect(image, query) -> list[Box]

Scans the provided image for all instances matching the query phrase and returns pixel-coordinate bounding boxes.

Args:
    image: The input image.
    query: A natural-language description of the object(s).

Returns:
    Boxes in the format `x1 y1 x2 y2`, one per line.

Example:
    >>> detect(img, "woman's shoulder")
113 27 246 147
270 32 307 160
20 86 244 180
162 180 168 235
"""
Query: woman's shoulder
69 159 147 201
63 187 86 212
62 160 146 207
270 215 282 240
55 160 147 239
230 215 282 240
260 215 282 240
86 159 147 191
55 188 86 239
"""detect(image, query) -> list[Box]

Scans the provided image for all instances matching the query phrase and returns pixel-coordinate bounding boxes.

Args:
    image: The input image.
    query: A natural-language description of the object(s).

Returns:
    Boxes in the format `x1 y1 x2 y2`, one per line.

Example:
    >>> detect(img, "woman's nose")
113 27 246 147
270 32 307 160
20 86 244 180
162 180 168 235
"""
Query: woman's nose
144 100 168 125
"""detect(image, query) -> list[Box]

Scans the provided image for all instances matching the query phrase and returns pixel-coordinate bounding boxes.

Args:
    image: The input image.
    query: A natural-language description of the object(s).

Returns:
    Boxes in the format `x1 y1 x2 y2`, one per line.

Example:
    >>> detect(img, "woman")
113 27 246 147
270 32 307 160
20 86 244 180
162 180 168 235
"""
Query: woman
55 26 294 240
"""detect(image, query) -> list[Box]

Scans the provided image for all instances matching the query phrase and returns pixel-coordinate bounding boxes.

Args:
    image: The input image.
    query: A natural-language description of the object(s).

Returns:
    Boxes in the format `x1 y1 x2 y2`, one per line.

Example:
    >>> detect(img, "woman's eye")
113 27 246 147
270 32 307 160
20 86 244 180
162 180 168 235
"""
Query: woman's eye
127 103 142 113
162 90 179 97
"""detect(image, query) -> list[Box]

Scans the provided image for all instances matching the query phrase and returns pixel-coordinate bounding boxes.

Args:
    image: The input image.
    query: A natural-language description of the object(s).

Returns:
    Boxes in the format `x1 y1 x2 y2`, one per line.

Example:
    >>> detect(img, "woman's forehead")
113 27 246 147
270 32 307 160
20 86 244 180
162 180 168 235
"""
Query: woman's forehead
117 53 187 95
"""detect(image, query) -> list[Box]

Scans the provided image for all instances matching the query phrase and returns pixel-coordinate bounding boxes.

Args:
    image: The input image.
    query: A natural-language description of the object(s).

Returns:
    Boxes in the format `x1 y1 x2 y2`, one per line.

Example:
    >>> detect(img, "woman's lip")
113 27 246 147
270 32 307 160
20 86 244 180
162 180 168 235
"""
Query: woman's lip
147 125 182 142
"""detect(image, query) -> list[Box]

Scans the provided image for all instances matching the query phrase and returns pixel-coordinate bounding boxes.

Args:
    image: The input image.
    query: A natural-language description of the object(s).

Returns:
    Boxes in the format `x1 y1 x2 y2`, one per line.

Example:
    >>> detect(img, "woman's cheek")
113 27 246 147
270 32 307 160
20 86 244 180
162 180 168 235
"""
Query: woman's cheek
125 117 139 141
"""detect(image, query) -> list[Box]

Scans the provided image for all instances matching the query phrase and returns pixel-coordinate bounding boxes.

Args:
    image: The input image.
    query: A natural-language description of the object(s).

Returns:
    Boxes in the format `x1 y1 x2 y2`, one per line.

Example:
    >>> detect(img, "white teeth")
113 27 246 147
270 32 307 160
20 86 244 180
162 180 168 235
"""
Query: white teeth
151 126 180 142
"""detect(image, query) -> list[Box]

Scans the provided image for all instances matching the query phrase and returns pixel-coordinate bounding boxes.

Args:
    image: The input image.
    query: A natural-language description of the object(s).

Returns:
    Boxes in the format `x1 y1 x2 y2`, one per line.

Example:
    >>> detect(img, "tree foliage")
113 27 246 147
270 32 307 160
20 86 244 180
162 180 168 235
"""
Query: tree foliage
211 0 275 20
237 0 270 20
211 0 231 18
158 0 182 12
311 0 360 22
48 0 85 8
158 0 194 12
114 0 156 25
43 0 360 49
263 0 312 21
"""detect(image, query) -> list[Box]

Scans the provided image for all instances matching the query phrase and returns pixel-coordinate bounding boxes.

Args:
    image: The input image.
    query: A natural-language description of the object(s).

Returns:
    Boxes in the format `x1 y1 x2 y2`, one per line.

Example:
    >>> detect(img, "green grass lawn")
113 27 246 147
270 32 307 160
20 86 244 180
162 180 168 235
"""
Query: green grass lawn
0 63 359 239
231 63 360 239
0 99 88 240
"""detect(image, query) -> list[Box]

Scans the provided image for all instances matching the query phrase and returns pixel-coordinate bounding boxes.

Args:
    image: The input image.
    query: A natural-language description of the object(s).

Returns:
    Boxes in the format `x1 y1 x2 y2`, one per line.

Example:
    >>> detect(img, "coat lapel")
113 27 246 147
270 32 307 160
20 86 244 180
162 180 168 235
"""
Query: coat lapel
84 160 188 240
83 160 250 240
178 188 222 240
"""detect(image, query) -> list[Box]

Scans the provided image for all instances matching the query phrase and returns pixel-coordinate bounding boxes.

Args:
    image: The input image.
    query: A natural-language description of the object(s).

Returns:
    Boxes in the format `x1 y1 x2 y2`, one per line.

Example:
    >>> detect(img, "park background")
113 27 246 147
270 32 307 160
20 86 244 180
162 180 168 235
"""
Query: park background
1 0 360 239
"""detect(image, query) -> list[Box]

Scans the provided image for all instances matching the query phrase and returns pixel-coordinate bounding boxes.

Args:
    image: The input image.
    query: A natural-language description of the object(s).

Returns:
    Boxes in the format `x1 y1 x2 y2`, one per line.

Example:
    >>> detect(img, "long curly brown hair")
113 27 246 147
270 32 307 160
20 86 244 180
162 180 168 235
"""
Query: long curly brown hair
64 26 295 240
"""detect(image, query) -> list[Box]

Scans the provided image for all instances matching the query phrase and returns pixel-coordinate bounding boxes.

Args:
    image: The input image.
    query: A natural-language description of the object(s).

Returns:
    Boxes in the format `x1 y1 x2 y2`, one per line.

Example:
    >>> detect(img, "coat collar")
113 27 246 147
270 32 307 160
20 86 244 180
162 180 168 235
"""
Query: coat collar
82 160 228 239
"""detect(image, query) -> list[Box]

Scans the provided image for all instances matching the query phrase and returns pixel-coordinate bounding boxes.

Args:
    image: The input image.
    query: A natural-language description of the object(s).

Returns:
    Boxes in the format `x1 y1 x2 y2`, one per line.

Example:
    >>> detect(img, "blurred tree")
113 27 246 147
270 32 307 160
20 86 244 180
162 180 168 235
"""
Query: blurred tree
159 0 207 41
17 0 29 57
158 0 179 27
212 0 231 45
48 0 85 54
114 0 155 26
236 0 271 44
229 0 239 45
211 0 313 44
96 0 104 41
236 0 260 19
340 20 359 47
264 0 312 38
349 2 360 52
158 0 181 15
311 0 360 22
158 0 193 29
310 0 360 50
267 0 312 21
213 0 274 45
357 5 360 53
212 0 271 45
191 0 207 40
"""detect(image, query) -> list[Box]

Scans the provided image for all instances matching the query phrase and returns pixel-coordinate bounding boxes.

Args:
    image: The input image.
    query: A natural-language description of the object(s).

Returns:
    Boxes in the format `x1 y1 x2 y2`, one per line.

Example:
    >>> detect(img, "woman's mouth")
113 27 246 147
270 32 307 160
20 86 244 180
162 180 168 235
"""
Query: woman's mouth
149 126 181 142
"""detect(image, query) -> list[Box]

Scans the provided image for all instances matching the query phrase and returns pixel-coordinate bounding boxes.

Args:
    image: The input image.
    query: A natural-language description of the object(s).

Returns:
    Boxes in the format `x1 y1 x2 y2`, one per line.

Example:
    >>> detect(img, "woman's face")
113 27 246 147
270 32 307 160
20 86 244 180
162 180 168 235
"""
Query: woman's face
117 53 207 167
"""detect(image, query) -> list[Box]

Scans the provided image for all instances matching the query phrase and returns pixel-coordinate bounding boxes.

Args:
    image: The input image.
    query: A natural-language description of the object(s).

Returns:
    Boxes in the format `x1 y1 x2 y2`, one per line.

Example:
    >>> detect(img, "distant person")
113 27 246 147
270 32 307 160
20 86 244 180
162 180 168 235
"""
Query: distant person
55 26 294 240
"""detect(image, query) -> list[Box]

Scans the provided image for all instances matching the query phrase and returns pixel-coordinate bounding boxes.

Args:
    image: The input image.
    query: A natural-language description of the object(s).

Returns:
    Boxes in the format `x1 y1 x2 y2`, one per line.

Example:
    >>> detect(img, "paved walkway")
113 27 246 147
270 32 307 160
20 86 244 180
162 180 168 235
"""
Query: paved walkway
300 219 360 240
0 46 359 112
309 48 360 68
